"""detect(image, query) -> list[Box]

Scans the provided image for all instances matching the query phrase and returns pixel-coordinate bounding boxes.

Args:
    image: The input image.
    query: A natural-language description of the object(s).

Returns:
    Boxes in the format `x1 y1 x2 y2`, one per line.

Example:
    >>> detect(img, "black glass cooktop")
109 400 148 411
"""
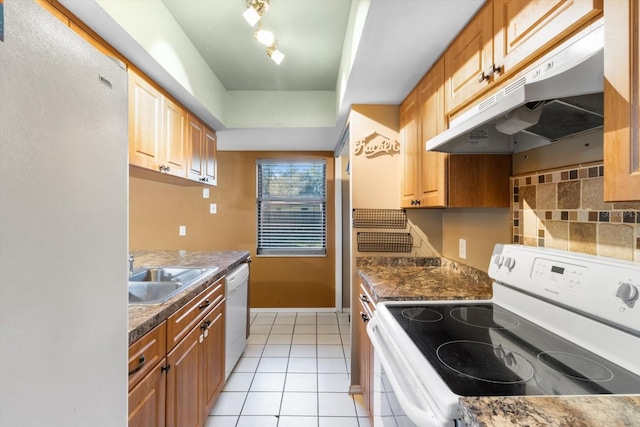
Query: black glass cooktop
387 303 640 397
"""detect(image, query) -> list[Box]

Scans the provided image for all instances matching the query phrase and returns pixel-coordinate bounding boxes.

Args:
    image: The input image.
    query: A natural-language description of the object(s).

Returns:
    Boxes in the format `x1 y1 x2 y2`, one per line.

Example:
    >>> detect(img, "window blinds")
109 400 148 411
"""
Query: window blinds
256 159 327 256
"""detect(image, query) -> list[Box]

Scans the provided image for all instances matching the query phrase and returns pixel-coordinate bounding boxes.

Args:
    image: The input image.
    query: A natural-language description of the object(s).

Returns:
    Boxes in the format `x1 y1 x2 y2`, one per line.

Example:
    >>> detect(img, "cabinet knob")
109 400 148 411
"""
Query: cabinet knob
198 299 211 310
200 177 206 182
360 312 370 323
201 319 212 330
161 364 171 373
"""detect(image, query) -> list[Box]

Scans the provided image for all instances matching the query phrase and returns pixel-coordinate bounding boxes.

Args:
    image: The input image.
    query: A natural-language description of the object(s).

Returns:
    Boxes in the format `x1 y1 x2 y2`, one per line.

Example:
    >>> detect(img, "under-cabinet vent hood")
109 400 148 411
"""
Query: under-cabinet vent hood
427 22 604 154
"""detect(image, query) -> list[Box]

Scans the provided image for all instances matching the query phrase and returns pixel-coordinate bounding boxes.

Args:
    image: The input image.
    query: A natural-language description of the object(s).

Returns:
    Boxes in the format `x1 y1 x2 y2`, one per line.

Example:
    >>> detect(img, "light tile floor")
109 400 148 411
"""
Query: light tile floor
206 311 370 427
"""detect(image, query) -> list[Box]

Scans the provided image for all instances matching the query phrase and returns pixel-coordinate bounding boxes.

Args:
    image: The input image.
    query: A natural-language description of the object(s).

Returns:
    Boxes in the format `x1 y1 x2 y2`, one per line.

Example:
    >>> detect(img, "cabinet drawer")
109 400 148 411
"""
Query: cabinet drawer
358 282 376 319
167 278 224 351
128 322 167 390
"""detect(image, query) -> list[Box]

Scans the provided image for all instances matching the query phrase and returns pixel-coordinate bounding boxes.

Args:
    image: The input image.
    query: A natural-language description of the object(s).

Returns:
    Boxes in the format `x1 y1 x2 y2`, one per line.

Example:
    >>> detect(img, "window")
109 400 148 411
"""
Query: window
256 159 327 256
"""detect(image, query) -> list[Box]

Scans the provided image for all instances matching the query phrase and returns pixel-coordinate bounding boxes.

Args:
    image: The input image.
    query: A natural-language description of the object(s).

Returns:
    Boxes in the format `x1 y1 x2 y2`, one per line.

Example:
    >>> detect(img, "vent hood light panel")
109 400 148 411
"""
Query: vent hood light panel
426 22 604 154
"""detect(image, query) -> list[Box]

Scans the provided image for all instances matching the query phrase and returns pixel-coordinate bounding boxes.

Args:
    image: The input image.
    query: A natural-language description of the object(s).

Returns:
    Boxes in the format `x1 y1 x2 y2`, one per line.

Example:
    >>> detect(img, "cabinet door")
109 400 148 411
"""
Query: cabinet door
204 128 218 186
162 97 187 178
129 70 162 171
400 90 419 207
187 115 205 182
495 0 603 73
445 1 495 115
448 154 512 207
201 300 225 421
604 0 640 202
417 59 448 208
166 324 202 427
128 358 167 427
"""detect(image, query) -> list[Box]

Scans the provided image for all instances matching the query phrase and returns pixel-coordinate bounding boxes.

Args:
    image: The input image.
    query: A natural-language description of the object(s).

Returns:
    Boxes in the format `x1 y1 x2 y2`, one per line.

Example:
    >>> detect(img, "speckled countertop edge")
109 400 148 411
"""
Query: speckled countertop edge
128 250 250 345
356 257 493 302
458 395 640 427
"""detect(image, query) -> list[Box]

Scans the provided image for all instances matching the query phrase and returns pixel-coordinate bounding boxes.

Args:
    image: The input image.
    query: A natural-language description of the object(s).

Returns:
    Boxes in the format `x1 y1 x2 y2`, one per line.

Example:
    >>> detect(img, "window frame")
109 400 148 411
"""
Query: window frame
256 158 327 257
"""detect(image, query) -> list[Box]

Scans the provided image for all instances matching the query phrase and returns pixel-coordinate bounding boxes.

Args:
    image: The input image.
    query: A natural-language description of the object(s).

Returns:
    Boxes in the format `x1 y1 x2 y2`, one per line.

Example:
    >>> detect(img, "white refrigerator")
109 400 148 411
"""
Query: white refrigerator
0 1 128 426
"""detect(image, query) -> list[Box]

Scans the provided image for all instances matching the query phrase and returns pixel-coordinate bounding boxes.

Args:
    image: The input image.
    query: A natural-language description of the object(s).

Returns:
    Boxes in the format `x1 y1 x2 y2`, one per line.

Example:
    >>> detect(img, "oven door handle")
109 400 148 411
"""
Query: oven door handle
367 317 452 427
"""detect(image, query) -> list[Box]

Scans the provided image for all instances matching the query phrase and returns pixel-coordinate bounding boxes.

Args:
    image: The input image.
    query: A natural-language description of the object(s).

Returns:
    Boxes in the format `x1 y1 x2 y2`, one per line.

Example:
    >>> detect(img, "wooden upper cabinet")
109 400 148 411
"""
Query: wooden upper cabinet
494 0 603 73
161 97 188 178
187 115 205 182
129 70 163 171
204 128 218 186
603 0 640 202
444 1 495 115
400 90 419 207
187 115 217 185
417 59 448 208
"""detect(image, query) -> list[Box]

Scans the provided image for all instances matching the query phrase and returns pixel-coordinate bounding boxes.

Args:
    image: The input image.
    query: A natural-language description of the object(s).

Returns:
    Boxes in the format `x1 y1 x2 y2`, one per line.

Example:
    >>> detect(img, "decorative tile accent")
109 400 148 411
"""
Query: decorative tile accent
598 224 634 260
537 183 556 210
511 162 640 263
520 186 536 210
558 181 581 209
582 178 611 211
569 223 597 255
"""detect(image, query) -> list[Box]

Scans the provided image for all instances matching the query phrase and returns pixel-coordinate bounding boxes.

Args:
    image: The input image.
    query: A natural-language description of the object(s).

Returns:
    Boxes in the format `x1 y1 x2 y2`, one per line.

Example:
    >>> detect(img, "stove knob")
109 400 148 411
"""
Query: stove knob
616 282 639 305
493 255 504 268
505 257 516 271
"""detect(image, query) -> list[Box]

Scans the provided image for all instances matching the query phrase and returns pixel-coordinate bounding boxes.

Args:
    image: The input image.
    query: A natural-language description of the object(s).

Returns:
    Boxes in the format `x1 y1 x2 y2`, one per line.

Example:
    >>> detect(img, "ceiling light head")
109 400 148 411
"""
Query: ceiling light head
267 45 285 65
254 27 274 47
243 0 270 27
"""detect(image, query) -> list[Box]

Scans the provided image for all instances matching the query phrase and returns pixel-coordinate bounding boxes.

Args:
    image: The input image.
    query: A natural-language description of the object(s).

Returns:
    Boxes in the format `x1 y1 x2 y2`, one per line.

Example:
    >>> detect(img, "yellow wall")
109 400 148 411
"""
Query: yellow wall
129 151 336 308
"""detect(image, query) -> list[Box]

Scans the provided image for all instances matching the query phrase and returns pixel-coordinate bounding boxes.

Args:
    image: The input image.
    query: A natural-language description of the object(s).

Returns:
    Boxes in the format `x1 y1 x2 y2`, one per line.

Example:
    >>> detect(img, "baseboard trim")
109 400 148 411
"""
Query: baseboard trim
250 307 339 313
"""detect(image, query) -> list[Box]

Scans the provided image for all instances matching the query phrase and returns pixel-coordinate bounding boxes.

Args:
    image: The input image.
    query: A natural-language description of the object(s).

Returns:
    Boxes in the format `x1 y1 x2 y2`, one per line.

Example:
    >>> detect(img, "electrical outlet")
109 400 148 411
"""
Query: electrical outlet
203 188 209 198
459 238 467 259
209 203 217 214
179 225 186 236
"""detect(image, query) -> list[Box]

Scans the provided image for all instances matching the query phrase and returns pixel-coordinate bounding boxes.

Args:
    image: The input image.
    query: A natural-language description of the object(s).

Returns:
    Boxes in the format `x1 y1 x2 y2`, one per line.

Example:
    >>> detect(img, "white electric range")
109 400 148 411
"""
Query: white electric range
367 244 640 426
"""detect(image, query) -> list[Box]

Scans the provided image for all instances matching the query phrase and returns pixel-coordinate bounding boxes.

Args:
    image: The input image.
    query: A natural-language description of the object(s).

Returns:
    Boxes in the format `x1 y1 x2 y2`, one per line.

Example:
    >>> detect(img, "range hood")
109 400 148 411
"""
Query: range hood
427 22 604 154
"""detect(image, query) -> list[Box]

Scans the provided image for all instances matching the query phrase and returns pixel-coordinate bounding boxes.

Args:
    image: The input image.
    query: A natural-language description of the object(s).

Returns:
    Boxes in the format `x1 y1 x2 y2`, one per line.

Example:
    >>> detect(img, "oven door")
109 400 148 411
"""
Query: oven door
367 317 454 427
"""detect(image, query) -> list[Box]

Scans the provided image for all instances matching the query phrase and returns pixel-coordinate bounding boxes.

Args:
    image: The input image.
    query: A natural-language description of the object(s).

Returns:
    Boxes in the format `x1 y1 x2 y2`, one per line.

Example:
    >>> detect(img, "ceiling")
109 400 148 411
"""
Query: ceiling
162 0 352 91
59 0 485 151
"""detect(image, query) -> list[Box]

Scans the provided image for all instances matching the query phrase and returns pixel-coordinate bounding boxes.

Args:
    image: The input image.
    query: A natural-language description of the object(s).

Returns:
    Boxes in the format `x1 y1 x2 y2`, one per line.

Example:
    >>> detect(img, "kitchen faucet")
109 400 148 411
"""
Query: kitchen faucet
128 254 134 276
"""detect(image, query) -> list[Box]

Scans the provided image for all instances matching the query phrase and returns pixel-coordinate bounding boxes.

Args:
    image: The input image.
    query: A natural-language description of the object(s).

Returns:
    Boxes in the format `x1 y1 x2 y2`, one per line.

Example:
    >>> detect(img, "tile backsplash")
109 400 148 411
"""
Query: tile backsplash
511 162 640 263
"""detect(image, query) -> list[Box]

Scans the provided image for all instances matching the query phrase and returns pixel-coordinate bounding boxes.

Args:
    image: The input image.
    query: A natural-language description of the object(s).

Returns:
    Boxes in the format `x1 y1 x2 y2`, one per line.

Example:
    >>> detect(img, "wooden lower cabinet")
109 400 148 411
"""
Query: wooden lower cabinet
129 281 226 427
166 297 226 427
166 322 203 427
201 300 226 421
129 358 167 427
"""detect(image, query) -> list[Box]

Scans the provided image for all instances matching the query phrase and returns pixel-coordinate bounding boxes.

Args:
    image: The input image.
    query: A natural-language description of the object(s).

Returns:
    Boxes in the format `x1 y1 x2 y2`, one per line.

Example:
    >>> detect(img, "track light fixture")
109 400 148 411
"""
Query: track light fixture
267 45 285 65
243 0 270 27
254 23 275 46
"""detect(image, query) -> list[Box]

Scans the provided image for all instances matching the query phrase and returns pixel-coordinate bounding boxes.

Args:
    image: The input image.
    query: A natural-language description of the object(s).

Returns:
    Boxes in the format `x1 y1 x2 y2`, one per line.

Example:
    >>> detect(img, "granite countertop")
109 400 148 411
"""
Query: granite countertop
459 396 640 426
356 257 493 301
128 250 250 345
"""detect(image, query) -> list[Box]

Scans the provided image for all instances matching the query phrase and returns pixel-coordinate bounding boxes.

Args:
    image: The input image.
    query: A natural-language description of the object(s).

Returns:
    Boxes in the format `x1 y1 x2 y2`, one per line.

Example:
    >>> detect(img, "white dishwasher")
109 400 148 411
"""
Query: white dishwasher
225 263 249 380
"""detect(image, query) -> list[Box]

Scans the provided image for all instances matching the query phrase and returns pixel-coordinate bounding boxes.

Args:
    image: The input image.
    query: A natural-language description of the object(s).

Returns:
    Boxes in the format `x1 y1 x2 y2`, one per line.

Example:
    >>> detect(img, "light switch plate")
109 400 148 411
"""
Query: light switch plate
179 225 186 236
459 238 467 259
203 188 209 198
209 203 217 214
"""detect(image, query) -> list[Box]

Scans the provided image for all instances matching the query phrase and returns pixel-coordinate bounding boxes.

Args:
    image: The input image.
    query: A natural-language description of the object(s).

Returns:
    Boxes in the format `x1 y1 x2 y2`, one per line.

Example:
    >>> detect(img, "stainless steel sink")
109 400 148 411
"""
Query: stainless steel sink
128 267 216 305
128 281 185 305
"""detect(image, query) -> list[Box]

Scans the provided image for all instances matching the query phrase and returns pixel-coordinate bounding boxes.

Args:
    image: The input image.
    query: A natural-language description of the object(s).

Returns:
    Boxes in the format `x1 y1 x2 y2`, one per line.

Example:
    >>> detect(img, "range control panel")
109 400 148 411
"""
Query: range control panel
532 258 586 293
489 244 640 335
